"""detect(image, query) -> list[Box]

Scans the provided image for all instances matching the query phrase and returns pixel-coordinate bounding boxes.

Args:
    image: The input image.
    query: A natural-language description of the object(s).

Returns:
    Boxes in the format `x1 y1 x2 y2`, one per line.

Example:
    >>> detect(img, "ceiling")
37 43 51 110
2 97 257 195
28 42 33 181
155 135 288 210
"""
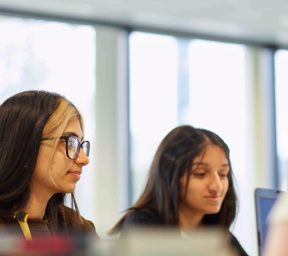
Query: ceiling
0 0 288 47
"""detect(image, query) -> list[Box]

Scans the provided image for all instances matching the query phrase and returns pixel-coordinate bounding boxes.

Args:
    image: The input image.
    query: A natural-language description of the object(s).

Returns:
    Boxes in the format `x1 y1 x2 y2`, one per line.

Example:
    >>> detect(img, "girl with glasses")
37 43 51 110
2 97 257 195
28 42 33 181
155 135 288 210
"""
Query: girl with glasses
110 125 248 256
0 90 97 239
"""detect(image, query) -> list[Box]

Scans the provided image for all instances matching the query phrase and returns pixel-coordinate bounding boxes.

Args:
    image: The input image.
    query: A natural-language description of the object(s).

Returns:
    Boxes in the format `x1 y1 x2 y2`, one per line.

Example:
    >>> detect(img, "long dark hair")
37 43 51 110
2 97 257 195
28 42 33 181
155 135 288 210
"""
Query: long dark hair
112 125 237 232
0 90 82 232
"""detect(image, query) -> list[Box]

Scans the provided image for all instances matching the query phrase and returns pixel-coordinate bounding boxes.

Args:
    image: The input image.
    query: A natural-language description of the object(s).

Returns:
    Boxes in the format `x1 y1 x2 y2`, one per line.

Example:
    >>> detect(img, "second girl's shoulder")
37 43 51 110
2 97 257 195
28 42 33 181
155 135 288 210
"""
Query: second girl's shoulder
124 207 164 226
228 232 249 256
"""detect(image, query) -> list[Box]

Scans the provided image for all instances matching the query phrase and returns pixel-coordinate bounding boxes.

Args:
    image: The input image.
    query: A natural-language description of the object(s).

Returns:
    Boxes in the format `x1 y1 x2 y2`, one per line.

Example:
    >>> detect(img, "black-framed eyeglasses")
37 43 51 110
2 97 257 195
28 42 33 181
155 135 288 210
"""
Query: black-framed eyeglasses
41 135 90 160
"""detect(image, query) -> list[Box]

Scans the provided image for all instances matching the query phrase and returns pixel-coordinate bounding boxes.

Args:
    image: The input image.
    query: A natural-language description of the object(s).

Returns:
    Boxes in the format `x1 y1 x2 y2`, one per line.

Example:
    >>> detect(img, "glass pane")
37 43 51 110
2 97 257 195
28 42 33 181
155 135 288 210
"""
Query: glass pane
275 49 288 190
129 32 178 201
0 16 96 219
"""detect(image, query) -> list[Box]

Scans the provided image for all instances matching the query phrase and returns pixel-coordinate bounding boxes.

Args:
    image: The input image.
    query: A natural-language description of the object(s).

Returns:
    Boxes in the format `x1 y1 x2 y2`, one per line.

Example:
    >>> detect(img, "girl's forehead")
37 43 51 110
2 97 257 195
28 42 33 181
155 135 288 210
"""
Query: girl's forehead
63 118 83 137
193 145 227 161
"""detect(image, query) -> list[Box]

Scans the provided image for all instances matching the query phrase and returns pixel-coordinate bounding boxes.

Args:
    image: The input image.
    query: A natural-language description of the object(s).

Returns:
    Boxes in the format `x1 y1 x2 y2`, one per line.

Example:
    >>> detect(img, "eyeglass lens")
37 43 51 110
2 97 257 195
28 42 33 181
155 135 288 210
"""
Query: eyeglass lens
66 136 90 160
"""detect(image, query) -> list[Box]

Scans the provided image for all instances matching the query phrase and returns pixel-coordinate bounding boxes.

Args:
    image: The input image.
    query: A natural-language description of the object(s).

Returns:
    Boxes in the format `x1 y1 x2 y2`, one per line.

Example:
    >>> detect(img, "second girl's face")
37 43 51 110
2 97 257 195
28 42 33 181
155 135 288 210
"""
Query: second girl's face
32 118 89 197
179 144 229 216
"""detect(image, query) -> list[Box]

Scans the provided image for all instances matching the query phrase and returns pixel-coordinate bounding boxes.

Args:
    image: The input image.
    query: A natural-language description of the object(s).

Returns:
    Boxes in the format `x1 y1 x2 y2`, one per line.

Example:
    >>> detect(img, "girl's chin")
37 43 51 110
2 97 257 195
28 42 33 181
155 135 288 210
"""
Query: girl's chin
54 186 76 194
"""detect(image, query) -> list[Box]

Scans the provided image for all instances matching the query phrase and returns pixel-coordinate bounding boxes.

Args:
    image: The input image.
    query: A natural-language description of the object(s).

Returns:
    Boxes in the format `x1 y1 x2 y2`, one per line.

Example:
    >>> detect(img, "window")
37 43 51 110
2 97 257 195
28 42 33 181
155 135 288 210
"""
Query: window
129 32 178 199
275 49 288 190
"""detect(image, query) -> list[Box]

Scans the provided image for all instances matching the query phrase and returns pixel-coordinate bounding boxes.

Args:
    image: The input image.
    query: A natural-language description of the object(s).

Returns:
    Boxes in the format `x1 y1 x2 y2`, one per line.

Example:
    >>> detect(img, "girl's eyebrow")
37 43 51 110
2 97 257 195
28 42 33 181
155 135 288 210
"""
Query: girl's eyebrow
192 162 230 167
62 132 84 141
193 162 207 166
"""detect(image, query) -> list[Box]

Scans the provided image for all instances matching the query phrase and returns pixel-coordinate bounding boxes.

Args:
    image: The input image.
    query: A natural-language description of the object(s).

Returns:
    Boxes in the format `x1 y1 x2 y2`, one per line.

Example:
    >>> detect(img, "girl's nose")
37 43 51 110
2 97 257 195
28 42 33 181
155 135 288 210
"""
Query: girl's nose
75 149 89 166
208 175 222 193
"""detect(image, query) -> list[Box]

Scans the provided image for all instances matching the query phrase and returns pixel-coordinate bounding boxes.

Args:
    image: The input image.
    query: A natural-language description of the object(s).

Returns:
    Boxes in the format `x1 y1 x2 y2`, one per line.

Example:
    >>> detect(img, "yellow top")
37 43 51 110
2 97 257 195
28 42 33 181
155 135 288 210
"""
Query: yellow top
13 211 32 239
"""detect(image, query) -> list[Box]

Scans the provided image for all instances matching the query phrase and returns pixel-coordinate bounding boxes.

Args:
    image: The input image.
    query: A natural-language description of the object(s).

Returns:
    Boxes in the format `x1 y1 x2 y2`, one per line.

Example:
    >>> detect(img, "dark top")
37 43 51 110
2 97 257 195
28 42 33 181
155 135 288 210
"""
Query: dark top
0 205 97 238
120 208 249 256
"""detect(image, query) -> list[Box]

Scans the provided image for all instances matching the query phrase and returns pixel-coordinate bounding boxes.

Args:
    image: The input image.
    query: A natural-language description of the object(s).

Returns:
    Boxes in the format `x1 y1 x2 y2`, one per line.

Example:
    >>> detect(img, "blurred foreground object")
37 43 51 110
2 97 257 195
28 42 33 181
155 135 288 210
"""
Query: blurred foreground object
94 228 238 256
263 192 288 256
0 235 73 255
0 228 237 255
0 233 99 256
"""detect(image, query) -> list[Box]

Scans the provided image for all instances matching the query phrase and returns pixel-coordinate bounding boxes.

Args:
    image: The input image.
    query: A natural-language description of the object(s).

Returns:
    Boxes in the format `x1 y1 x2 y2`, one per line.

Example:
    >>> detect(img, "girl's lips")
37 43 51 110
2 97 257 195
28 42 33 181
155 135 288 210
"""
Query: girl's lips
204 196 222 203
67 171 81 180
204 196 222 201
